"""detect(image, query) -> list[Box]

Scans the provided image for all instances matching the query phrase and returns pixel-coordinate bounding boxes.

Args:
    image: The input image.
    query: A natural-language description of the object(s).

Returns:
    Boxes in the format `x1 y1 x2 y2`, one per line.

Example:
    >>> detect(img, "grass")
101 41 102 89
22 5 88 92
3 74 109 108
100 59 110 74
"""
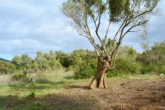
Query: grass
0 69 92 110
108 73 163 80
0 71 162 97
0 69 76 97
0 70 164 110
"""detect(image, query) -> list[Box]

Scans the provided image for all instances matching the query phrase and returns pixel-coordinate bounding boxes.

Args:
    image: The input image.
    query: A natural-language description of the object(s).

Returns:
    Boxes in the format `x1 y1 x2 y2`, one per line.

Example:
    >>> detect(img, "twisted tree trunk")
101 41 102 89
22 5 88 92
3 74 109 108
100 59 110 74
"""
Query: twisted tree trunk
89 56 113 89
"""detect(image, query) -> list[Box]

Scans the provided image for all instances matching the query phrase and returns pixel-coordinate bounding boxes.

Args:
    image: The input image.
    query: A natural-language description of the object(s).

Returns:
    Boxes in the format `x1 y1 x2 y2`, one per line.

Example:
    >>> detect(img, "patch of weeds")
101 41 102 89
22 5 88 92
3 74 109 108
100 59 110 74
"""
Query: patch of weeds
26 102 47 110
26 92 35 99
12 101 48 110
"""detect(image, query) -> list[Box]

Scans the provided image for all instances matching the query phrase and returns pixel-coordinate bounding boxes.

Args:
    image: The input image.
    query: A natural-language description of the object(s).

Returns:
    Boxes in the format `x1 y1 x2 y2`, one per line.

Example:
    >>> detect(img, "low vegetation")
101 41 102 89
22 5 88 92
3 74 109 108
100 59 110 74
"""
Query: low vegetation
1 41 165 80
0 70 165 110
0 41 165 109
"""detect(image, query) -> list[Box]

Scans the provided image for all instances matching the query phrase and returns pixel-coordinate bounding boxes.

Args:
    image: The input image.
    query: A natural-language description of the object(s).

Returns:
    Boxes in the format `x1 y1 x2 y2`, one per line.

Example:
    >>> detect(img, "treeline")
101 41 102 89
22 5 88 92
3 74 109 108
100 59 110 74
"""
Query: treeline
0 50 62 74
0 41 165 79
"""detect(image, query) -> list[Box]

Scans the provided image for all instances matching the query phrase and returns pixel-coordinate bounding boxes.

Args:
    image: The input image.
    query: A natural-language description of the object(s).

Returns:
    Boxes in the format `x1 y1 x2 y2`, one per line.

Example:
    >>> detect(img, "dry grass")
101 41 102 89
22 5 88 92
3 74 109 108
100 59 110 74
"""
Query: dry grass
0 75 12 84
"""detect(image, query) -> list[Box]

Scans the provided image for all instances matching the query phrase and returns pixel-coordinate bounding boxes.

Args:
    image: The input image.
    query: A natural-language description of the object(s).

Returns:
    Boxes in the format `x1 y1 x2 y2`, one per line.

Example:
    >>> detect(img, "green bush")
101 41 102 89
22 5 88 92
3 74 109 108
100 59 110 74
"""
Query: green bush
107 59 142 77
141 64 165 74
74 58 97 79
12 73 25 80
141 64 155 74
12 73 29 82
74 58 144 79
158 65 165 74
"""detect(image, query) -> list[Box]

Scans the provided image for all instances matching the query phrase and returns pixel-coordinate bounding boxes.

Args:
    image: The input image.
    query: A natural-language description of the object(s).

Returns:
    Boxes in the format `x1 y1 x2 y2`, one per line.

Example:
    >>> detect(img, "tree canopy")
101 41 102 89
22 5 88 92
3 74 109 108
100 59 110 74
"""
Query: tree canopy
60 0 160 67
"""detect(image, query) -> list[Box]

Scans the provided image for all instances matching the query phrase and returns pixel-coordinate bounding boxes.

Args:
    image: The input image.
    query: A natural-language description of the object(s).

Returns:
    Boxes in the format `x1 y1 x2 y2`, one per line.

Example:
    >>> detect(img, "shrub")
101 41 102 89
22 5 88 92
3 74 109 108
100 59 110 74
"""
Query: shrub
107 59 142 77
12 73 29 82
74 58 143 79
158 65 165 74
74 58 97 79
141 64 165 74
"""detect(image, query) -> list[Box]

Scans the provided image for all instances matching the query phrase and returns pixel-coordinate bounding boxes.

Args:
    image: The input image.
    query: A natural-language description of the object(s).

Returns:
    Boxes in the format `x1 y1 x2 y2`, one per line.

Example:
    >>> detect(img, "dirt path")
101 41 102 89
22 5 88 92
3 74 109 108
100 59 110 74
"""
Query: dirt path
39 78 165 110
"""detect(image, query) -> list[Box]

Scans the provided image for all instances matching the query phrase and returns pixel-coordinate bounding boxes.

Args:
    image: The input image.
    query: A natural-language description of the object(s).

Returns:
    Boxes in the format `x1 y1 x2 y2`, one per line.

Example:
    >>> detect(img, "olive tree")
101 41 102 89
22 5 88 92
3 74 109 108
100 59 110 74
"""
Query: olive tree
60 0 160 89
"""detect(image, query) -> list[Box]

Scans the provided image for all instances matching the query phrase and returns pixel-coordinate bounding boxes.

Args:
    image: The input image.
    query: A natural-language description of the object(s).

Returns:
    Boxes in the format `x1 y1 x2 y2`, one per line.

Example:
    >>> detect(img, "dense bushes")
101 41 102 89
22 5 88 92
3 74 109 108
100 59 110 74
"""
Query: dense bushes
1 41 165 79
0 61 15 74
10 50 62 74
107 61 165 77
72 47 143 79
107 59 142 77
73 57 143 79
55 51 72 68
56 49 98 79
141 64 165 74
71 43 165 79
12 73 29 82
74 58 97 79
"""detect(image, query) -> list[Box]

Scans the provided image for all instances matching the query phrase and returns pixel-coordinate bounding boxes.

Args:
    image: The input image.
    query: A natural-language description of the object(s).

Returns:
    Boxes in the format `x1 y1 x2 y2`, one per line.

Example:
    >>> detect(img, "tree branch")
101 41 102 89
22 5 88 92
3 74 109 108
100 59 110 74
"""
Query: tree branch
134 2 158 20
104 20 111 43
94 3 108 56
122 20 149 38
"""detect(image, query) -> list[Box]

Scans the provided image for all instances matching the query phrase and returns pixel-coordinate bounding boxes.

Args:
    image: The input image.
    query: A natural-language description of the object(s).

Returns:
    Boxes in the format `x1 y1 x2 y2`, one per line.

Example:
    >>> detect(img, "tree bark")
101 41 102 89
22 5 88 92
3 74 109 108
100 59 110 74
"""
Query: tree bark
89 56 112 89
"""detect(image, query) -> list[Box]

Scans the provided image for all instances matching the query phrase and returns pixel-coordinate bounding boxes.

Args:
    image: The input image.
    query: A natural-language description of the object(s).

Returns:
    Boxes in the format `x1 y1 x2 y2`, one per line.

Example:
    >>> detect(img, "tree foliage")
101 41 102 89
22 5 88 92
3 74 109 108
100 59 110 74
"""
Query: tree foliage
138 40 165 65
109 0 131 22
60 0 160 67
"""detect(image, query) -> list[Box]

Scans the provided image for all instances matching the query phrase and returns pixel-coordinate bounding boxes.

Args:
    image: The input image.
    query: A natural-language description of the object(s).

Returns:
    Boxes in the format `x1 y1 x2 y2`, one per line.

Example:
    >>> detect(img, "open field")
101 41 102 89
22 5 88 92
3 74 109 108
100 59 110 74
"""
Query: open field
0 71 165 110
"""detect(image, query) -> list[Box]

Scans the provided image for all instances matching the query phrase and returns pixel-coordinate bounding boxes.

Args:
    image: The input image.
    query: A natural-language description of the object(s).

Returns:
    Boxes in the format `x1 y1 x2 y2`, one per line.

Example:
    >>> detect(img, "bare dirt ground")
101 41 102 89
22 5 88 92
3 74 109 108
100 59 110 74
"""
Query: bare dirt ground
38 77 165 110
2 77 165 110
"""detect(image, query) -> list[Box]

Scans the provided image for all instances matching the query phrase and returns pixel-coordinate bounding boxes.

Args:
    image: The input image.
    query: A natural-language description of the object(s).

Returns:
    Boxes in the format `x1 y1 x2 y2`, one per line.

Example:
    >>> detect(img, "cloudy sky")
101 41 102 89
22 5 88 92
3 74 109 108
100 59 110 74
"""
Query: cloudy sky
0 0 165 60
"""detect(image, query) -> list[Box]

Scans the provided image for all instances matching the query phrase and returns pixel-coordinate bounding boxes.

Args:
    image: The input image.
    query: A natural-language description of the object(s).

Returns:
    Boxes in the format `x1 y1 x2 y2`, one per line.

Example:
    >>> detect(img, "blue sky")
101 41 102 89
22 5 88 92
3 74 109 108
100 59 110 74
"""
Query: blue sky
0 0 165 60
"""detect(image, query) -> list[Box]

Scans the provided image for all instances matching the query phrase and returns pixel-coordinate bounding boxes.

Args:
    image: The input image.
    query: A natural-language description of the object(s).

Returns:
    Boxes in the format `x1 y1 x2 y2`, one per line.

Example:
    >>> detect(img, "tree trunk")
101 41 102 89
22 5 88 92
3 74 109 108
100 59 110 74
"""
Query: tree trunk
89 56 112 89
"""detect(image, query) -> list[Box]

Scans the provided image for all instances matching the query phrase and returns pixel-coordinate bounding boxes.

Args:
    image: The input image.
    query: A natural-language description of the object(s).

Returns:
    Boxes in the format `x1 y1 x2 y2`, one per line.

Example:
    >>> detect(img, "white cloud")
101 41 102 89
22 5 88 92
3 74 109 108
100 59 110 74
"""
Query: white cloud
0 0 165 60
